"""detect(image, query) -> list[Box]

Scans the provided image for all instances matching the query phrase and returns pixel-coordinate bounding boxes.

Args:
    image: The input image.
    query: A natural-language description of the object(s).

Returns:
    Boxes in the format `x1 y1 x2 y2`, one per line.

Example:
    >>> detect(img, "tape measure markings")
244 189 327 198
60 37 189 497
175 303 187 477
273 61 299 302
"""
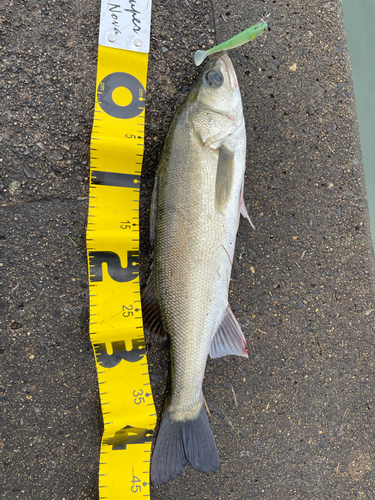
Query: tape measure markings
87 17 156 496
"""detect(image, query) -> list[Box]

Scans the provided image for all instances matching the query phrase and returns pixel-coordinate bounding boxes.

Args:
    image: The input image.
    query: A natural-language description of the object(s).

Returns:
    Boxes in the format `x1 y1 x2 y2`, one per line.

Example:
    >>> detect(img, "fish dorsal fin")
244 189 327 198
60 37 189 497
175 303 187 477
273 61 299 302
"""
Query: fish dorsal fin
150 174 158 247
215 144 234 210
210 305 248 358
141 272 167 339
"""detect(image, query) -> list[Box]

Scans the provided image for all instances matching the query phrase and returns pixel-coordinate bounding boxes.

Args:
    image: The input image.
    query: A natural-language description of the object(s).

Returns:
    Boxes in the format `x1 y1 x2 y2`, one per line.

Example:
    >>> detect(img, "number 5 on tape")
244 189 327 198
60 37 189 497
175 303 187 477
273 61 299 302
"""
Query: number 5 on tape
86 1 156 498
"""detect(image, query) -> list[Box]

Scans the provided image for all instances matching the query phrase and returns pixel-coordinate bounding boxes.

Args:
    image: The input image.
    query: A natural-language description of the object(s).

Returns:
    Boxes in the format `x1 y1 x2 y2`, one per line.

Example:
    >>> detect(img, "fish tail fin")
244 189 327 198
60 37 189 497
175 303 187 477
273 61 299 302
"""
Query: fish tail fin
151 407 220 485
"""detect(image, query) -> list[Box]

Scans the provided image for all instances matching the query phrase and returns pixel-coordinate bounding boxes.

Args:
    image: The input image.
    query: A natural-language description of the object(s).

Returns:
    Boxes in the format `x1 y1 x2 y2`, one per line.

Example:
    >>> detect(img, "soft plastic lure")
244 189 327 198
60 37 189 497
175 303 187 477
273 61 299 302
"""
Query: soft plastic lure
194 21 268 66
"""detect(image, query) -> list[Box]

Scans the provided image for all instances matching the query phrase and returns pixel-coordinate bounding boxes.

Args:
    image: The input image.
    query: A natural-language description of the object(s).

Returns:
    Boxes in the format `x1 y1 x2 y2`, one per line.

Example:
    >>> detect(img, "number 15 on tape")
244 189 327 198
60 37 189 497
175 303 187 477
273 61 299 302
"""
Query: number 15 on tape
87 1 156 498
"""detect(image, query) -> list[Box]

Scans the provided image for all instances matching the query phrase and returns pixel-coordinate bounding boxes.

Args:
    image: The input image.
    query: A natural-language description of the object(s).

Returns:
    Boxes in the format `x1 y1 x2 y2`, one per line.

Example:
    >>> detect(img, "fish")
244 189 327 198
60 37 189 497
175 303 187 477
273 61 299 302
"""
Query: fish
142 52 252 486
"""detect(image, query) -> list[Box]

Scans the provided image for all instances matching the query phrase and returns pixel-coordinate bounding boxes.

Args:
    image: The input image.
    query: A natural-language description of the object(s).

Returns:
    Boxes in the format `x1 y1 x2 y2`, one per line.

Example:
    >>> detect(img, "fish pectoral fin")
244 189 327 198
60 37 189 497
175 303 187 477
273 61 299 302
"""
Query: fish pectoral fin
215 143 234 210
210 305 248 358
141 272 167 339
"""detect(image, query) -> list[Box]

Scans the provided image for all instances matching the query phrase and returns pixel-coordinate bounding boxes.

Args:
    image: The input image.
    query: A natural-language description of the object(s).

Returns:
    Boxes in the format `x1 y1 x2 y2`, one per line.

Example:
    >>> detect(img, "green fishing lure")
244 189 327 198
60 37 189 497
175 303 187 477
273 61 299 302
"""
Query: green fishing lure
194 21 268 66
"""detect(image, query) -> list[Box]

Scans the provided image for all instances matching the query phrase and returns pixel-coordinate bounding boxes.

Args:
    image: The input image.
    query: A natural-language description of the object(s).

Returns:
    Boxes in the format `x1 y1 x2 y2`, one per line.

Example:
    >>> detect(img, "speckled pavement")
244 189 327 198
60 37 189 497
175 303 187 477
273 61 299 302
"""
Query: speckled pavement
1 0 375 499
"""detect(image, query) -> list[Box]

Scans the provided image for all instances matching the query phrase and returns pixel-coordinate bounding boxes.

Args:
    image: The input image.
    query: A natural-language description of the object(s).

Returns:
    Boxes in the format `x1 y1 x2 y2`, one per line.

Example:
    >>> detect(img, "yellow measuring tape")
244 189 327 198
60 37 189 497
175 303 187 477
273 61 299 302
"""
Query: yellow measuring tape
86 3 156 497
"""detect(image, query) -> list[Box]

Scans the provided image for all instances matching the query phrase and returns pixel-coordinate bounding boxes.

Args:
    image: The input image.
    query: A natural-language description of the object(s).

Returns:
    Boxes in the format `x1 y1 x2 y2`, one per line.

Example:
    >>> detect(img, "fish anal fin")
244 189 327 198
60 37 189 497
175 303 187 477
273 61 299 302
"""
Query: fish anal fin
141 273 167 339
210 306 248 358
215 144 234 210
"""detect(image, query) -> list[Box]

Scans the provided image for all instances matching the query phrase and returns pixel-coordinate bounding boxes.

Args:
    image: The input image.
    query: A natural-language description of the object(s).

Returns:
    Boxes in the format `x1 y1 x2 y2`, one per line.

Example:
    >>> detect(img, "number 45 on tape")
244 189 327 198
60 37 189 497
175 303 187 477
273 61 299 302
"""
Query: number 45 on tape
86 1 156 498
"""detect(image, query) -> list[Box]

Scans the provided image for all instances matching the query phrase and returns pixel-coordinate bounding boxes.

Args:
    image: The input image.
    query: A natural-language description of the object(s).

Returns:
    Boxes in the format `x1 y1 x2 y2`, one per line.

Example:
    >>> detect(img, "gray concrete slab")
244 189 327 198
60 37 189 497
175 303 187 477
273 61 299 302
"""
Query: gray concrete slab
1 0 375 499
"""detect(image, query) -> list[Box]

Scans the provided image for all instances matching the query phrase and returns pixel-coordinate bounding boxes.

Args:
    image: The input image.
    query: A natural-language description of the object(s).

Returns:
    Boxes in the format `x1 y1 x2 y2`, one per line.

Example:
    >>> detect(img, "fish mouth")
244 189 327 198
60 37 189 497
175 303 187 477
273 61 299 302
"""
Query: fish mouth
218 53 238 88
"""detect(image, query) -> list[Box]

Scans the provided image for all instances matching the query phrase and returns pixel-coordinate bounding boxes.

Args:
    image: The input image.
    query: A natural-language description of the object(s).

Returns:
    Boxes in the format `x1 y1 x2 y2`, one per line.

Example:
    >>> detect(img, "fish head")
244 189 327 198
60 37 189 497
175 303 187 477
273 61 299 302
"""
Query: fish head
188 52 244 147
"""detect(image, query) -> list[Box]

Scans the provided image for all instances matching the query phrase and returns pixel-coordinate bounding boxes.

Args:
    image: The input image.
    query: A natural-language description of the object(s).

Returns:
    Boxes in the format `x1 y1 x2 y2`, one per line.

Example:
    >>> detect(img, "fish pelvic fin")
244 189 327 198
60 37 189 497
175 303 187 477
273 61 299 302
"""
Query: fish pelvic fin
239 177 255 230
141 272 167 339
151 407 220 486
210 305 248 358
240 199 255 230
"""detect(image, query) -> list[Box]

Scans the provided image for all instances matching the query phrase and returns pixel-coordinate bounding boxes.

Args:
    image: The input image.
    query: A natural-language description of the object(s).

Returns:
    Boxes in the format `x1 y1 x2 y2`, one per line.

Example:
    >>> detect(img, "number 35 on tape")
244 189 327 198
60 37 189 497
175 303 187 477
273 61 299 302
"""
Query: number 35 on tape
86 1 156 498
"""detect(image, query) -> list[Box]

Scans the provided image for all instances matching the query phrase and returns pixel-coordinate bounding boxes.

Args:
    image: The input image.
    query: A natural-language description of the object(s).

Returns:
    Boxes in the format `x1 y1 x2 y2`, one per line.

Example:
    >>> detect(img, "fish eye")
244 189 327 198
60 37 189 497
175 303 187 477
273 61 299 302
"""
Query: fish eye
204 70 224 88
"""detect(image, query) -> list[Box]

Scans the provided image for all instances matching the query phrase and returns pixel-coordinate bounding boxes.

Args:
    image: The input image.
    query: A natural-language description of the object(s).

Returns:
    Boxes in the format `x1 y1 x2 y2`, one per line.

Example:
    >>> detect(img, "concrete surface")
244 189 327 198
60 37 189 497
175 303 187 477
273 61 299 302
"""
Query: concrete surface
1 0 375 499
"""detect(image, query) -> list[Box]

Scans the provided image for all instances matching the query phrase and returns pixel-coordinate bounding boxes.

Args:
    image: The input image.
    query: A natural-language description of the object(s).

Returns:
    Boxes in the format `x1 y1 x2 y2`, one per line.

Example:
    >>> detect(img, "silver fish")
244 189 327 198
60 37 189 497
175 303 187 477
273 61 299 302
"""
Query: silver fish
142 52 252 485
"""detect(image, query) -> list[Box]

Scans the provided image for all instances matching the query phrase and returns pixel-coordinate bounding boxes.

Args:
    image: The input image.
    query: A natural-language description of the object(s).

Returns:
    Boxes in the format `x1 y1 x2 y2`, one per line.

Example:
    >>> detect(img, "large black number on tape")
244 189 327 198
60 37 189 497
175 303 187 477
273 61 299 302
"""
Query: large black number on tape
89 251 138 283
97 72 146 119
95 339 146 367
91 170 141 188
103 425 153 450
